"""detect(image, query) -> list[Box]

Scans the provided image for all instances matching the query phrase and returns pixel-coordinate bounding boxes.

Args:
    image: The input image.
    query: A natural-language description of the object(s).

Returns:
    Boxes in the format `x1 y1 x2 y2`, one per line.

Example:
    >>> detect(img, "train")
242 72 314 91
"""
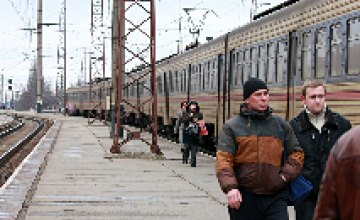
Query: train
67 0 360 153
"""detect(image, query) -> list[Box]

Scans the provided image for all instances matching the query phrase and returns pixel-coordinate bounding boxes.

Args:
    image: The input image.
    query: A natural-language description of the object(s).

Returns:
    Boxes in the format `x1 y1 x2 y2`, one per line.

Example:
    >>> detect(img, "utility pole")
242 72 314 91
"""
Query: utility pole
63 0 67 116
36 0 43 113
110 0 119 138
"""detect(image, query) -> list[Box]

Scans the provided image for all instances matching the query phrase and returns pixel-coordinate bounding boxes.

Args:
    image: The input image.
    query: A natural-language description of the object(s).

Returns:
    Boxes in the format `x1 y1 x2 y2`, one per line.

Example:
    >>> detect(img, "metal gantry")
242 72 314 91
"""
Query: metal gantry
89 0 106 124
111 0 160 155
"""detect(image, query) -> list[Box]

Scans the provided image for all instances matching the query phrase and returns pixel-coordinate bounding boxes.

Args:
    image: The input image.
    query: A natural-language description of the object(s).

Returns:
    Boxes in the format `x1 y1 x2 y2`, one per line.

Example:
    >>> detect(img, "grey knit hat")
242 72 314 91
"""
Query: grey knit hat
243 78 268 100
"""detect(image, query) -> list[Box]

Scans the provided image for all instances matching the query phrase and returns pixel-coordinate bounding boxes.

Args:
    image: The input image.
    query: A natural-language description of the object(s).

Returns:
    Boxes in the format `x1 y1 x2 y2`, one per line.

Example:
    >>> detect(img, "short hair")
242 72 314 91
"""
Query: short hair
301 80 326 97
180 101 187 108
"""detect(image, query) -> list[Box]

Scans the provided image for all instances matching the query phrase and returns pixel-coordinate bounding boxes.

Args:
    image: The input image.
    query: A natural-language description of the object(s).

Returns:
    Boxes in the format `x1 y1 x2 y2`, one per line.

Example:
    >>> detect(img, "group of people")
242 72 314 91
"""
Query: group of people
215 78 357 220
174 100 203 167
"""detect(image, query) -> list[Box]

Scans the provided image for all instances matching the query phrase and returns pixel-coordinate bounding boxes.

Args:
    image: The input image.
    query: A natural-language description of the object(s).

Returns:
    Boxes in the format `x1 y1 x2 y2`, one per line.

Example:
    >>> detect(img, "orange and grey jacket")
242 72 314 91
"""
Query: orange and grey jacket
216 104 304 195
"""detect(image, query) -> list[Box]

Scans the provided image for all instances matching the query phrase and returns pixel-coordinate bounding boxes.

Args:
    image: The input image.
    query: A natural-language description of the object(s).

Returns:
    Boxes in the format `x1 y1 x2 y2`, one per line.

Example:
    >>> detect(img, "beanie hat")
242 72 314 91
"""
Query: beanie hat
243 78 268 100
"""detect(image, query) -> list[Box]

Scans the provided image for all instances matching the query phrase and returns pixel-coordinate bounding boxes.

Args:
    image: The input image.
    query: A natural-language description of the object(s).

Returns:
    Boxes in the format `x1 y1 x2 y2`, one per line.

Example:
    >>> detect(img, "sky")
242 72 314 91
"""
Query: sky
0 0 286 99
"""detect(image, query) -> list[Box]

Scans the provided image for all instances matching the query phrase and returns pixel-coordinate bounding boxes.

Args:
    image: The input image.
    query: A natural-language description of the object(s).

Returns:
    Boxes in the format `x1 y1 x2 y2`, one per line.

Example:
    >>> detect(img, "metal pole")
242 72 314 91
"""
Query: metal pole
63 0 67 116
103 37 107 124
150 0 160 154
110 0 119 138
111 0 124 154
36 0 43 113
89 53 92 124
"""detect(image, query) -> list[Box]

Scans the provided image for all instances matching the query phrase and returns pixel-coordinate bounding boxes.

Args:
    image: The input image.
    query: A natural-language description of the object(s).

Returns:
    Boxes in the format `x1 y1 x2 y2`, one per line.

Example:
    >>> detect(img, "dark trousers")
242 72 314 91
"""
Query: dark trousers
183 143 198 166
294 198 316 220
228 189 288 220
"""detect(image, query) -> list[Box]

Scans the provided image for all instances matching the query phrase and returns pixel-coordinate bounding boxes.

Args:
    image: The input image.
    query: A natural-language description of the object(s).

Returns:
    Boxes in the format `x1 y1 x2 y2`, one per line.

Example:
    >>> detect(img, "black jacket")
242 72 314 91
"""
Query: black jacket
180 101 203 145
289 108 351 200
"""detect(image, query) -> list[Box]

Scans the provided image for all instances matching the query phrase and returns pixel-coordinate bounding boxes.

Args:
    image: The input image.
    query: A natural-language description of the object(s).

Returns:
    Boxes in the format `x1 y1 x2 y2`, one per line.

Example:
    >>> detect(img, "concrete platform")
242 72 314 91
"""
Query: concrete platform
0 114 295 219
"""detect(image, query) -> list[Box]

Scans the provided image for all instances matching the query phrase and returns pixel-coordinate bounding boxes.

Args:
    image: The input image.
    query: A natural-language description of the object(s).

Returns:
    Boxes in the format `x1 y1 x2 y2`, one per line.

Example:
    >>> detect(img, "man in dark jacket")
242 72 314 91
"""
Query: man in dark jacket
313 125 360 220
180 100 203 167
289 80 351 220
216 78 304 219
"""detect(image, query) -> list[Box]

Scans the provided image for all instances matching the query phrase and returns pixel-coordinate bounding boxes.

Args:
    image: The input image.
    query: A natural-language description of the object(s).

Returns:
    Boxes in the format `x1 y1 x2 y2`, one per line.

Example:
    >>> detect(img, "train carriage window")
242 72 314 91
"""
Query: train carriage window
244 49 250 82
199 64 203 91
202 64 206 91
191 65 197 93
139 81 145 96
231 52 237 86
236 50 244 86
301 32 312 80
251 47 258 78
179 70 183 93
210 61 215 90
347 17 360 75
174 70 179 93
276 40 287 83
169 71 174 93
183 68 187 93
315 28 326 79
157 76 163 94
267 42 276 83
258 45 267 81
203 62 208 90
206 61 211 90
330 23 342 77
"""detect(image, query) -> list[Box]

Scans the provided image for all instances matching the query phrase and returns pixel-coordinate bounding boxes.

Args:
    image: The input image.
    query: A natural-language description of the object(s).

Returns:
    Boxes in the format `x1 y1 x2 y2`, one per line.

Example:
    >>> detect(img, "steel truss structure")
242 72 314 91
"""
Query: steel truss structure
111 0 160 155
89 0 106 124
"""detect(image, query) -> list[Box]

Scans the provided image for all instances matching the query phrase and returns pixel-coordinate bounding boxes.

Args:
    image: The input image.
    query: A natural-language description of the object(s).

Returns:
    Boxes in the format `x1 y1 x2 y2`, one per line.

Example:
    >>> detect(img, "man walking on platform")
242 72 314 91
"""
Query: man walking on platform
289 80 351 220
216 78 304 220
314 125 360 220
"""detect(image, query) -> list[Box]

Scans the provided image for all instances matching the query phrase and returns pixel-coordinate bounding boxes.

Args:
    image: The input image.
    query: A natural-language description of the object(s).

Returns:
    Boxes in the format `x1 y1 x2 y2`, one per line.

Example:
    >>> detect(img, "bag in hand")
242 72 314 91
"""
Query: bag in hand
184 122 200 136
274 116 313 205
288 175 313 205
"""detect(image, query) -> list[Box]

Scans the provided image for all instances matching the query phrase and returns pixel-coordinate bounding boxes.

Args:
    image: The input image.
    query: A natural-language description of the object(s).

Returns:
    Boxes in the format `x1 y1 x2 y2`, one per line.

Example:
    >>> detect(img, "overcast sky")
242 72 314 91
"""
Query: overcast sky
0 0 285 95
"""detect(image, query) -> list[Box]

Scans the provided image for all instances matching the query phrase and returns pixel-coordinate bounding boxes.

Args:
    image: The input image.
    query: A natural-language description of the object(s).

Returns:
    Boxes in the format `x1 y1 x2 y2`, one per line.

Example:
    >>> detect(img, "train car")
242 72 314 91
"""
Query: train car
67 77 111 117
67 0 360 153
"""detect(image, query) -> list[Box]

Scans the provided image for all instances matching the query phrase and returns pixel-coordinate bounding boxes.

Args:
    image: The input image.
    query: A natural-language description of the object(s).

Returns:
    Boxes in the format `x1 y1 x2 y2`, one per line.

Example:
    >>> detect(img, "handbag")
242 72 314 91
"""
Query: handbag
288 175 313 205
199 120 208 136
274 116 313 205
184 122 200 136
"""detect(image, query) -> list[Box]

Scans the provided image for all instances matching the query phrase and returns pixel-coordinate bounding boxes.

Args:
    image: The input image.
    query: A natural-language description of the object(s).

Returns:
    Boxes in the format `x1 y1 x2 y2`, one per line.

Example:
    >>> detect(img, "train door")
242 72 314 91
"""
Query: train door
286 31 298 121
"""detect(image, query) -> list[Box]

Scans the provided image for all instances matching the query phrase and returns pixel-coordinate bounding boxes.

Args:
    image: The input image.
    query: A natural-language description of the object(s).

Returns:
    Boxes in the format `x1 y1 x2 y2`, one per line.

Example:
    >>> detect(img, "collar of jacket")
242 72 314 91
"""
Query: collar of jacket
299 107 339 132
239 103 273 120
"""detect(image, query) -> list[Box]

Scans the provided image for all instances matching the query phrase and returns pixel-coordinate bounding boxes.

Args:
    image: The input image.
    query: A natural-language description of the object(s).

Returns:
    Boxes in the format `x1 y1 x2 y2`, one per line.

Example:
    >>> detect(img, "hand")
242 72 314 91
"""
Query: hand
227 189 242 209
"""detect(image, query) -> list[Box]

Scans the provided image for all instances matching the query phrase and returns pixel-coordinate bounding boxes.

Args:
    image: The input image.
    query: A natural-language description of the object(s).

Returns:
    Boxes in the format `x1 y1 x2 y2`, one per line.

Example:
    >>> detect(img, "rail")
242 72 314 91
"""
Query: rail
0 117 24 138
0 117 44 167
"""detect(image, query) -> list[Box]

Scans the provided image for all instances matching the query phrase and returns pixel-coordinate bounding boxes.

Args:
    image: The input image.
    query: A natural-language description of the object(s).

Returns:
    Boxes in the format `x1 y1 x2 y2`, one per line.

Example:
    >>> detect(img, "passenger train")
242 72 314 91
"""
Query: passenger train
67 0 360 153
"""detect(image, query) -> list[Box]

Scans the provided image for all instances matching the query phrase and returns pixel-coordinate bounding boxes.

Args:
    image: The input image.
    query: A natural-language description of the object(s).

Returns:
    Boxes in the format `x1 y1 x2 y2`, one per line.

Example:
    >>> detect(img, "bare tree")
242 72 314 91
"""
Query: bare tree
15 67 57 111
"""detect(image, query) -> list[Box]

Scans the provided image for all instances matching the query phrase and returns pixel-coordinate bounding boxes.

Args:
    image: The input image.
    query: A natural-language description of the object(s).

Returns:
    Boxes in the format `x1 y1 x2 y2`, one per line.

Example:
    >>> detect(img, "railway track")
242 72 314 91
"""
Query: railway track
0 115 52 186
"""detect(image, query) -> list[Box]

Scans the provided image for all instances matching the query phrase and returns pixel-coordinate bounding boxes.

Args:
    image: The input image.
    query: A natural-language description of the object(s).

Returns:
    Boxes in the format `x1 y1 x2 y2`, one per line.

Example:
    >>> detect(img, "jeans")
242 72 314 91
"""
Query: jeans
228 189 289 220
294 198 316 220
183 143 198 166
